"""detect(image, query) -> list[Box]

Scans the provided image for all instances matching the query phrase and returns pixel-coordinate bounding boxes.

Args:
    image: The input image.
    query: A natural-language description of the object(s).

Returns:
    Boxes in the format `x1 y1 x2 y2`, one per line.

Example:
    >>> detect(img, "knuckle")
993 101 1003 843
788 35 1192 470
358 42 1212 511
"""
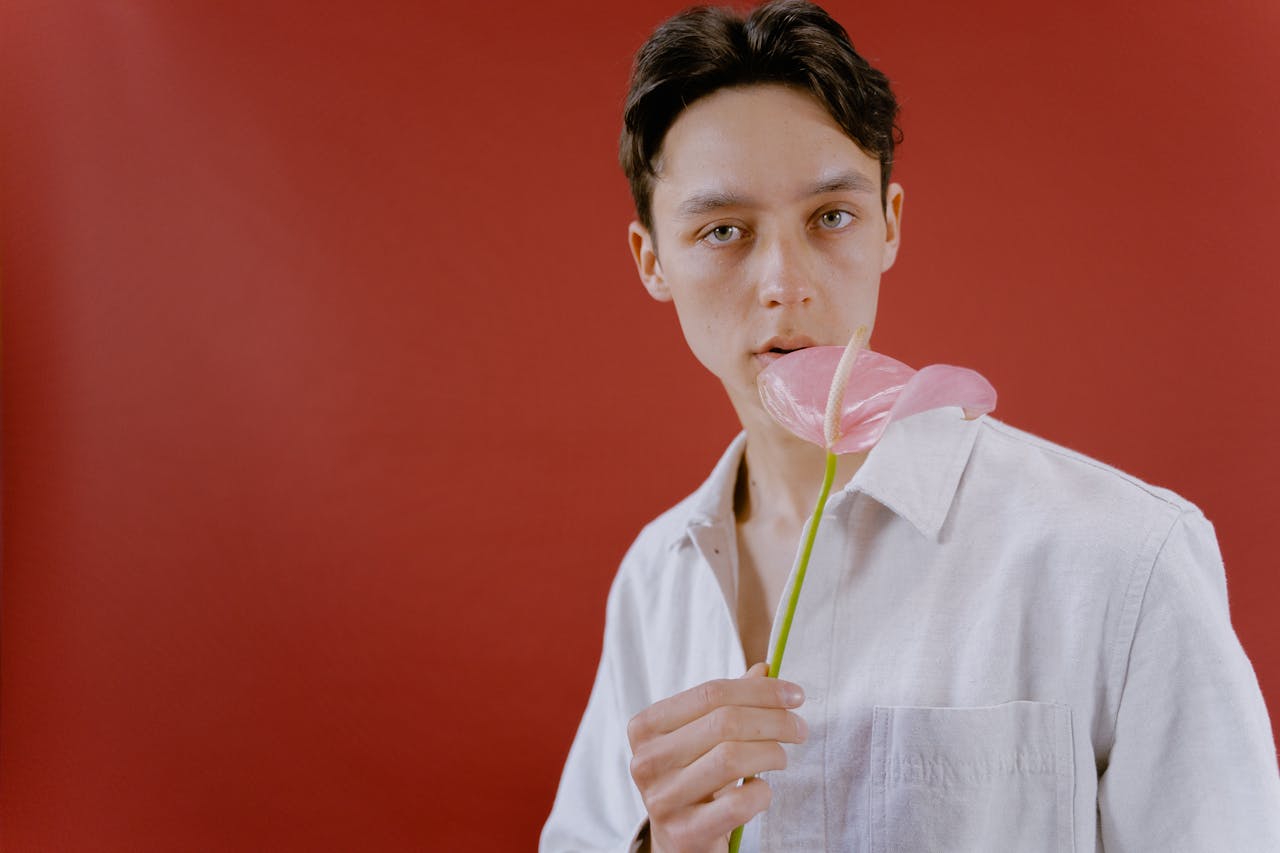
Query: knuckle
711 740 742 776
644 782 677 820
708 706 739 741
698 679 726 709
626 712 646 748
628 750 653 785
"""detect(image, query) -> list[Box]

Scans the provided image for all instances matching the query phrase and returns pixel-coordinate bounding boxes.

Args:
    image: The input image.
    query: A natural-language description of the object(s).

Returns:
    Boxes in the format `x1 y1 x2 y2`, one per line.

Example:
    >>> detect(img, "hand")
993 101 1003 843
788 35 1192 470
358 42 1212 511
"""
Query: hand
627 662 807 853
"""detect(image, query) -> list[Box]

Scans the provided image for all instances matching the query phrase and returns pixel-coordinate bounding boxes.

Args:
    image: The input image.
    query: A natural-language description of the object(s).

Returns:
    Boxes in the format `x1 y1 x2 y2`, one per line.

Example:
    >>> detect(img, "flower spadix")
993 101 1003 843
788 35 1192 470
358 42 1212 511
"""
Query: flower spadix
758 328 997 453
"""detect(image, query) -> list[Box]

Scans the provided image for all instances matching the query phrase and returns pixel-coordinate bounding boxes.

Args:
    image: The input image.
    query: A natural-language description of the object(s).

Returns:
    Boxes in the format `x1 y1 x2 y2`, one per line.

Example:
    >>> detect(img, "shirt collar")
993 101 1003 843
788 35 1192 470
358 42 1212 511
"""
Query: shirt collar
682 431 749 533
680 406 984 544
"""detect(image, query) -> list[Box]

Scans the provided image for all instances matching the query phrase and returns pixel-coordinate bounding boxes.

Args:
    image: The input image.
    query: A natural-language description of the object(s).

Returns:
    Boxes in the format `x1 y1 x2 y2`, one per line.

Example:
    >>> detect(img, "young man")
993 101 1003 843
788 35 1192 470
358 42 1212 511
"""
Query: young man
541 2 1280 851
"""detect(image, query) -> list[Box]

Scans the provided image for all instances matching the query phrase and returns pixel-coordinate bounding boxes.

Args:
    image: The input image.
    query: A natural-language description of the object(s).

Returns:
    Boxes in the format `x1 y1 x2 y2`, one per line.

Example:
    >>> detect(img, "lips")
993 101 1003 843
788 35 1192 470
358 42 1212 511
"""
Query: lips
755 335 819 356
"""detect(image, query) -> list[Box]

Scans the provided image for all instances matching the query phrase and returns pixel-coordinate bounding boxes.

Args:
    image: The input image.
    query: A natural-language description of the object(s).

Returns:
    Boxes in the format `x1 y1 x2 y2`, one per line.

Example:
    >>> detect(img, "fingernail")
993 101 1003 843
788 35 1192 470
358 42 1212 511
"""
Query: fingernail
783 684 804 706
796 714 809 740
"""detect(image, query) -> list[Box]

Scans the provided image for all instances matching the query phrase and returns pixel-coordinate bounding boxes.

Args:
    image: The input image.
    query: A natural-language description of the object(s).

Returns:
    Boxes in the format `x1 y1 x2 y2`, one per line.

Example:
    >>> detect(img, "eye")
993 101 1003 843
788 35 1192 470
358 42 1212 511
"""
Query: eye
703 224 743 244
817 210 854 230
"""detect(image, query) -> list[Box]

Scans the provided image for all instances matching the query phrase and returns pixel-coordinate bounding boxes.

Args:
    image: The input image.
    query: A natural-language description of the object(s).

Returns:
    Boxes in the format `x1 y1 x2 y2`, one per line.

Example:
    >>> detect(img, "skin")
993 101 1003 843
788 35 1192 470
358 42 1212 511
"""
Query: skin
625 83 904 852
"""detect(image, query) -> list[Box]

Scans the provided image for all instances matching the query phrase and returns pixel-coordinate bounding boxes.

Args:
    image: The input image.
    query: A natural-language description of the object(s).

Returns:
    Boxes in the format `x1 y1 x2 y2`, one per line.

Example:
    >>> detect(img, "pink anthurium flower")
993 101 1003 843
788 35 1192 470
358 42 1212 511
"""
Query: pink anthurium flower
727 328 996 853
758 336 998 454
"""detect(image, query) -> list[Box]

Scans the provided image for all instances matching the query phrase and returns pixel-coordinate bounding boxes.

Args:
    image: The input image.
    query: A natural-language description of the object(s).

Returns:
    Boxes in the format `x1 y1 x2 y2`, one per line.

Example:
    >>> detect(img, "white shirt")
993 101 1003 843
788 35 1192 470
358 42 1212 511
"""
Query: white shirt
541 408 1280 851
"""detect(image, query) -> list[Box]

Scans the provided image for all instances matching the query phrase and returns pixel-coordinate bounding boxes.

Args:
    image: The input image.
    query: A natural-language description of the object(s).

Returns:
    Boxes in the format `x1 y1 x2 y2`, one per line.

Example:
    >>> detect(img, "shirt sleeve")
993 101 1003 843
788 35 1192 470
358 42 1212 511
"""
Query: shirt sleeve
1097 509 1280 850
540 561 651 852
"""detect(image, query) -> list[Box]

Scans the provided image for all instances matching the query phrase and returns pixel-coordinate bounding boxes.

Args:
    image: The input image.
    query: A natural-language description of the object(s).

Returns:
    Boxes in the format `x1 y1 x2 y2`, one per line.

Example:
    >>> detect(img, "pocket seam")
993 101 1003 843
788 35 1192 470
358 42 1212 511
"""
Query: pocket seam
869 700 1076 853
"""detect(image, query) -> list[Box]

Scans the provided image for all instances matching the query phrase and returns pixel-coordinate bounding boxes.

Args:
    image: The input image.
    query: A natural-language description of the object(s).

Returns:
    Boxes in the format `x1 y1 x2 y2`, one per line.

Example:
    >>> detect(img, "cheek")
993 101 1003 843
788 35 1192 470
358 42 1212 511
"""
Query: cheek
668 282 746 365
830 234 881 267
673 289 732 343
673 258 744 316
680 248 737 281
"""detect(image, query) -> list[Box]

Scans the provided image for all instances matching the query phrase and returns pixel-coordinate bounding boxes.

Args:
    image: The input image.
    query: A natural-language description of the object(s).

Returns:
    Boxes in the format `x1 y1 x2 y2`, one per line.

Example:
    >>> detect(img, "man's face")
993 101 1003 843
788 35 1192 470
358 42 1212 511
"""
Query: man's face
629 83 903 424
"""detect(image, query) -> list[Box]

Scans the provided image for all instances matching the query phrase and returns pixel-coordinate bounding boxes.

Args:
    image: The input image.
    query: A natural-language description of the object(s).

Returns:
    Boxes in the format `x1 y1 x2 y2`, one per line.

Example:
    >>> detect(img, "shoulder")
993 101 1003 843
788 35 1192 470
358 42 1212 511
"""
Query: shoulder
613 487 704 586
612 433 744 586
969 415 1202 521
948 415 1217 583
599 473 733 674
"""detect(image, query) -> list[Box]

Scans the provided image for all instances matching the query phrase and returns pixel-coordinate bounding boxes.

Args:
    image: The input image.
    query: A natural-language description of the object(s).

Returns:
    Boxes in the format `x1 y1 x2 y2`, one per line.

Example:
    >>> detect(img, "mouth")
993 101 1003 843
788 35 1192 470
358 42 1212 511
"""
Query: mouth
755 336 819 359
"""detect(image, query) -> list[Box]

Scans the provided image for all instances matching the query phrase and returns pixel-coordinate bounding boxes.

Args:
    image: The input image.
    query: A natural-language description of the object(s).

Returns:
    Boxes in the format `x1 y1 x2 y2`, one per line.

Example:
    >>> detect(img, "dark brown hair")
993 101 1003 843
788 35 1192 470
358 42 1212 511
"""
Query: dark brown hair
620 0 902 234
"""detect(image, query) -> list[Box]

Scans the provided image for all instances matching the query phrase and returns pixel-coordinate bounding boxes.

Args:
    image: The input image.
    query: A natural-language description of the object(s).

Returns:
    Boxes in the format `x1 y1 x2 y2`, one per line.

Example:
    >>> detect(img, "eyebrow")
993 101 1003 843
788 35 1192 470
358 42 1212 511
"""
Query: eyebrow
674 170 877 220
676 190 749 220
809 170 877 197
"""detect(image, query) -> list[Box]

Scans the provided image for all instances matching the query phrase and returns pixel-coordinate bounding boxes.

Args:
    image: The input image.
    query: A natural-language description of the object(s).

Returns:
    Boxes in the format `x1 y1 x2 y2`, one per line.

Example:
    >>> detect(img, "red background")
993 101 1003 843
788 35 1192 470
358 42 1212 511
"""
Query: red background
3 1 1277 849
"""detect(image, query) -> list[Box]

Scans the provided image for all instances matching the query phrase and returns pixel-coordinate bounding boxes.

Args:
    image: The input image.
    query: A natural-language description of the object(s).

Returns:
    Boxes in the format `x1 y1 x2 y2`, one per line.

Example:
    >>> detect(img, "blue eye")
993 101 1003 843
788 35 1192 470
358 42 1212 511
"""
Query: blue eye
819 210 854 229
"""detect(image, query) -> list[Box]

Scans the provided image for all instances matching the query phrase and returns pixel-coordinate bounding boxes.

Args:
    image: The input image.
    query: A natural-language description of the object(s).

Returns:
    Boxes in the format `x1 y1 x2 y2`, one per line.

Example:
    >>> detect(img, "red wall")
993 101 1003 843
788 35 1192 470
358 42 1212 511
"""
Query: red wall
3 1 1277 849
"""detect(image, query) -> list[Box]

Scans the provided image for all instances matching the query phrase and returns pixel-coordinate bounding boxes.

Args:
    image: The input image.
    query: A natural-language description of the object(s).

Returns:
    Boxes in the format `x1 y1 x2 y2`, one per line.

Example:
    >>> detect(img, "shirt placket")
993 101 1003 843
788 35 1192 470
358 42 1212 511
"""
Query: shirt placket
757 508 841 852
686 519 748 673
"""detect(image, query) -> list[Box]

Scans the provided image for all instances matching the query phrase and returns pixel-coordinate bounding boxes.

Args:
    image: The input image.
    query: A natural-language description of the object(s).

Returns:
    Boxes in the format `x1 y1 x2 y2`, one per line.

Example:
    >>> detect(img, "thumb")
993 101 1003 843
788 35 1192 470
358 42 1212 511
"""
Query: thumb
743 661 770 678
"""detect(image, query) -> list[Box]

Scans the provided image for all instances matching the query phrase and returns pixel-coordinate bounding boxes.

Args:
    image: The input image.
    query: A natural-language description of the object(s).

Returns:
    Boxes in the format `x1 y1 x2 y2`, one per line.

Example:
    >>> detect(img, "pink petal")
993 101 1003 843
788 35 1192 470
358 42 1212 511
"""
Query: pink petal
757 348 997 454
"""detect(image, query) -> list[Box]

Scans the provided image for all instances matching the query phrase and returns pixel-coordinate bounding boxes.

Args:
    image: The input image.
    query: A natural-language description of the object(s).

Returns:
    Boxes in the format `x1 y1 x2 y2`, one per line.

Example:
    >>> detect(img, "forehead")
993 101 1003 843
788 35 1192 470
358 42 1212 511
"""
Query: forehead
652 83 881 214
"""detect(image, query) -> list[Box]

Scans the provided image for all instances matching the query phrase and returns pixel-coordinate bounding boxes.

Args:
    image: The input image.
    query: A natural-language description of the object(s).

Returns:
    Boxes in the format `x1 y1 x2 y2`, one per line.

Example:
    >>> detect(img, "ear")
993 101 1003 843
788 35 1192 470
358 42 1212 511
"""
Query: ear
881 182 904 273
628 221 671 302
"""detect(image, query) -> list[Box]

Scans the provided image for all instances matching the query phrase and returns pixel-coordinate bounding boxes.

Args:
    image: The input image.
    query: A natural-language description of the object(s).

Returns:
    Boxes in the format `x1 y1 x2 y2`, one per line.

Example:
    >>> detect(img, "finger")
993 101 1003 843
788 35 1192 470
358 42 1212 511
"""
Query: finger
649 740 787 812
745 661 769 678
629 704 806 787
671 776 774 844
641 704 807 776
628 675 804 747
711 778 736 801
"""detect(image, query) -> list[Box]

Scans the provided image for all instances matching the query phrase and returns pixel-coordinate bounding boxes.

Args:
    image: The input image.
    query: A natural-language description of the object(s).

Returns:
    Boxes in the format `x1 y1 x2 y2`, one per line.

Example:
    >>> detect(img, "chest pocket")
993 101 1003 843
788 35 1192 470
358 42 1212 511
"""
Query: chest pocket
869 701 1075 853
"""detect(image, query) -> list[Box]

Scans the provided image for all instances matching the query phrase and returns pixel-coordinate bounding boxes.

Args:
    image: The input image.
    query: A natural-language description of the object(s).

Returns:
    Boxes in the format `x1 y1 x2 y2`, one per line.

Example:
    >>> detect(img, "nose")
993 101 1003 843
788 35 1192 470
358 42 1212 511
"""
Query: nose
754 230 815 308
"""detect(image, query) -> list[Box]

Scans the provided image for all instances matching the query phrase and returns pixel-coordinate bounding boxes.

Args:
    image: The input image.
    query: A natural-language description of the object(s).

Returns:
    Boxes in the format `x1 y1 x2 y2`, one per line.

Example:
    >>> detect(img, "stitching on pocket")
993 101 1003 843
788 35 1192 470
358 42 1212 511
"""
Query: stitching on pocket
870 701 1076 853
869 705 889 853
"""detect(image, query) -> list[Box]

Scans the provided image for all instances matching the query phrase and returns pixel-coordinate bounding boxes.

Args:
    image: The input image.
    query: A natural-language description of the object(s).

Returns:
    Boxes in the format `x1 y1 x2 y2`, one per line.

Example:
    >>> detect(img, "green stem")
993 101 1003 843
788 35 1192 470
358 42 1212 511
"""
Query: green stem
727 450 838 853
767 450 837 678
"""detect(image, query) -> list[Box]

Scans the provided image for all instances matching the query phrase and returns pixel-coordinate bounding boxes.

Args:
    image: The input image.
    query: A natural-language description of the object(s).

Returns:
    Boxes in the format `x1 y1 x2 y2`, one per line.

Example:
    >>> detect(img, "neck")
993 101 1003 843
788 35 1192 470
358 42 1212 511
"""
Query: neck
732 402 868 526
